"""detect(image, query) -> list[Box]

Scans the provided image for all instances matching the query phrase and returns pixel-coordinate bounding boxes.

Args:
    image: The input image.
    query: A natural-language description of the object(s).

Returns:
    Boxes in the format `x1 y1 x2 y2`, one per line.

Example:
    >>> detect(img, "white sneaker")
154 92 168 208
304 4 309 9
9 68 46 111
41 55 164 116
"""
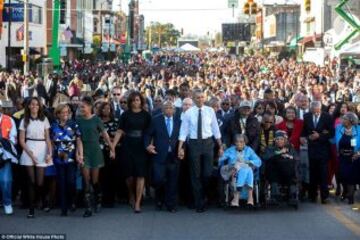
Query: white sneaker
4 205 13 215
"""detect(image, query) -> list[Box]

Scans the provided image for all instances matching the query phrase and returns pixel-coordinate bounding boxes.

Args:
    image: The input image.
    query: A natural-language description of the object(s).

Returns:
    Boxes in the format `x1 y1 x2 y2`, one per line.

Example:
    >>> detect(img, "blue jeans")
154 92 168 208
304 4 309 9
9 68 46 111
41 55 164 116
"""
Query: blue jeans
0 162 12 206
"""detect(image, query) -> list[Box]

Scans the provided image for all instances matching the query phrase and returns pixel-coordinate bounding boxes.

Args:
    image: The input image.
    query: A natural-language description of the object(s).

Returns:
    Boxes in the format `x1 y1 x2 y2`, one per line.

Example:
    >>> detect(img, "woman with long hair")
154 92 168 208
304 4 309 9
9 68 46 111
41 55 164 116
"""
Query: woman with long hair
19 97 53 218
113 91 151 213
76 96 114 217
98 101 120 208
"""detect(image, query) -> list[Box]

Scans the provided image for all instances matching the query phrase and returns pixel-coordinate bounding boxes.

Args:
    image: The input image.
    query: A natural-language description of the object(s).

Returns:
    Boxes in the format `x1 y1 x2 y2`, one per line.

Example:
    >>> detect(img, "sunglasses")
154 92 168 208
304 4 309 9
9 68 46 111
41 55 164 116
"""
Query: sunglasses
222 103 230 105
120 101 127 104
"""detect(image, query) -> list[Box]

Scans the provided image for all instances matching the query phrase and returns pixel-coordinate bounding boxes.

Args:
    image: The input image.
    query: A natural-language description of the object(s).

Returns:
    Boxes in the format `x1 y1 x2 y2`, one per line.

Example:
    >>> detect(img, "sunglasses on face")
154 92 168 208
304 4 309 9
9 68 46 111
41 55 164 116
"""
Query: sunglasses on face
120 101 127 104
222 103 230 105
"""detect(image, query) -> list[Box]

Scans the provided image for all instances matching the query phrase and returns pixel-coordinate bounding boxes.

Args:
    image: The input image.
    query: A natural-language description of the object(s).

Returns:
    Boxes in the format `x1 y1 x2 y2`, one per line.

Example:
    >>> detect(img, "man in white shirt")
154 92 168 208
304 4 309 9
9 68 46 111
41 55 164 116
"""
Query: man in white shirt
178 90 223 212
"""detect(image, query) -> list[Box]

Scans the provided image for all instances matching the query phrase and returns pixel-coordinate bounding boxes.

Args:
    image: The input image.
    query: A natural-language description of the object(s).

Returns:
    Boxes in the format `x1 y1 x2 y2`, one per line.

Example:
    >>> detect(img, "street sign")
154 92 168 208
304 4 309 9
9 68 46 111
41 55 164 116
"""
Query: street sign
228 0 238 8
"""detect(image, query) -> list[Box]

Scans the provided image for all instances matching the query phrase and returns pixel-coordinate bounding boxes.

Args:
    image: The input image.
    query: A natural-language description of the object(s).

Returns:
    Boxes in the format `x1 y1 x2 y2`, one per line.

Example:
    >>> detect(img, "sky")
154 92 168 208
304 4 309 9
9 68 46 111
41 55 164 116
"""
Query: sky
113 0 301 36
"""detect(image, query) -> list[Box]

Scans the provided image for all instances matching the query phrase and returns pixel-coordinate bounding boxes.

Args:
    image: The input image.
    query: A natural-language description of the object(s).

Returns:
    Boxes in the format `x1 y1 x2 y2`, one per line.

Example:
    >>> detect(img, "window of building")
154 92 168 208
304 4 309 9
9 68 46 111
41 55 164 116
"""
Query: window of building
30 4 42 24
60 0 66 24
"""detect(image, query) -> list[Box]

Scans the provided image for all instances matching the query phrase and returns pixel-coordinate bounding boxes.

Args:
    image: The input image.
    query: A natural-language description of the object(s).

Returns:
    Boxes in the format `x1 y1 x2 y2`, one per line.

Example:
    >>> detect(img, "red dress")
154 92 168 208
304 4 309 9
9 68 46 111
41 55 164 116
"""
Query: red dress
276 119 303 151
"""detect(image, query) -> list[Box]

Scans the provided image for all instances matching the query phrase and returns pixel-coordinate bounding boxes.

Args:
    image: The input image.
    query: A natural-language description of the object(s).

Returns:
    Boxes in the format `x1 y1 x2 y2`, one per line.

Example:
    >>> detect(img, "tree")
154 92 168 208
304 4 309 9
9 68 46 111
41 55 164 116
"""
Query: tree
145 22 181 48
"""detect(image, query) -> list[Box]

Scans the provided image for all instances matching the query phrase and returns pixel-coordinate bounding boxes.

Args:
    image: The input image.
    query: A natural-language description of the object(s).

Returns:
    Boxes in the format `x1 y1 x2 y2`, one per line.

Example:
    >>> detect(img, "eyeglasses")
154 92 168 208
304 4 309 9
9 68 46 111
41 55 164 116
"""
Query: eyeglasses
113 93 121 96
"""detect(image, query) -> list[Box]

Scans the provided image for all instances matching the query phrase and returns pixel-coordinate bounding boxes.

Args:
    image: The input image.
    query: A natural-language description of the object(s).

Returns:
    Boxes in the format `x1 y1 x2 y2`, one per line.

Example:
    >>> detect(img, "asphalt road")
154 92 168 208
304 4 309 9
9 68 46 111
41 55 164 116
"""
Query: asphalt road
0 199 359 240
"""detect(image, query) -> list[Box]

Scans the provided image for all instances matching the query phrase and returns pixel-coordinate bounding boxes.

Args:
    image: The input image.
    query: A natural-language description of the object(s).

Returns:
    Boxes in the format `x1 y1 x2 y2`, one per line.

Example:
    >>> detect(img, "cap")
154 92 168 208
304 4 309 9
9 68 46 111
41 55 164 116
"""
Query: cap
275 130 288 139
239 100 252 108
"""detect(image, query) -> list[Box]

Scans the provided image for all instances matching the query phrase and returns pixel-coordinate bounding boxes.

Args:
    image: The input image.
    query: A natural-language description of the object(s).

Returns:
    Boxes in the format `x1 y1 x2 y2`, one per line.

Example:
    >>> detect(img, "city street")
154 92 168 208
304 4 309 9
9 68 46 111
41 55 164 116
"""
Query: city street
1 198 359 240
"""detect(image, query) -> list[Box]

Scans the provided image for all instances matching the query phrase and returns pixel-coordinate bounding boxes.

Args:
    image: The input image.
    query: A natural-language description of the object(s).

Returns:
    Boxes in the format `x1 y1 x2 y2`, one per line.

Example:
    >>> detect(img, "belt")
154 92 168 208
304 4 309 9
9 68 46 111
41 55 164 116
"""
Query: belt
126 130 143 138
189 137 213 141
26 138 46 141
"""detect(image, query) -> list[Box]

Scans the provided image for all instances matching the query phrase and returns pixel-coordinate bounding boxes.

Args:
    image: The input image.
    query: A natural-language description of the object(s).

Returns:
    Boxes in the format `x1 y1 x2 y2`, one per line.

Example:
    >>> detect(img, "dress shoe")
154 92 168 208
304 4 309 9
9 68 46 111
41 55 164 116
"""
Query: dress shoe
27 209 35 218
321 198 329 204
196 207 205 213
167 208 177 213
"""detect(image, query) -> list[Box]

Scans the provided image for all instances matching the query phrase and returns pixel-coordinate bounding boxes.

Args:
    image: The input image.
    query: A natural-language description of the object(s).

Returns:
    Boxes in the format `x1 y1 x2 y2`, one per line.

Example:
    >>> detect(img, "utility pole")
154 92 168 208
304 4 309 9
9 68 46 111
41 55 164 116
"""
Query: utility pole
23 0 30 75
82 0 85 55
6 0 12 72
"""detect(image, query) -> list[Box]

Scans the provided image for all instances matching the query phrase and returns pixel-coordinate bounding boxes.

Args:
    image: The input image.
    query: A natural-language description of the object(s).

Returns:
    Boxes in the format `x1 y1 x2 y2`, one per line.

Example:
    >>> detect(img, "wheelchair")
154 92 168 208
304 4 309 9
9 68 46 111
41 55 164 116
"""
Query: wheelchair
261 160 300 210
218 162 261 210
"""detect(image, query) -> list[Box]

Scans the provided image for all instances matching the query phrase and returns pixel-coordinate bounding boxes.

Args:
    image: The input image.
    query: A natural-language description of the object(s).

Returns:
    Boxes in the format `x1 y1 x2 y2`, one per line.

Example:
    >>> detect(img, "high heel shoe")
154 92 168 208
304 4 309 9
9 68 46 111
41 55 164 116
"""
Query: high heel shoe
27 209 35 218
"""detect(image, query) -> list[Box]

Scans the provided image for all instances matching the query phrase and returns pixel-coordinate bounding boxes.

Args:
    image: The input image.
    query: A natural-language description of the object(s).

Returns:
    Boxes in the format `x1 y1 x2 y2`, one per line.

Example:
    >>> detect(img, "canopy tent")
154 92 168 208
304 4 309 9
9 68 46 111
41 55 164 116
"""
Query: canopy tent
179 43 200 51
339 41 360 55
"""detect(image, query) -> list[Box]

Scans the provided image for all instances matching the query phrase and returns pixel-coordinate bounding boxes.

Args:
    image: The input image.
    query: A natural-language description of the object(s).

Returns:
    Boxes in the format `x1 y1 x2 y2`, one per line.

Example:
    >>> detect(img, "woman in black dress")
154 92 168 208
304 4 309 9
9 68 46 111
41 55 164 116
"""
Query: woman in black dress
113 91 151 213
98 101 120 208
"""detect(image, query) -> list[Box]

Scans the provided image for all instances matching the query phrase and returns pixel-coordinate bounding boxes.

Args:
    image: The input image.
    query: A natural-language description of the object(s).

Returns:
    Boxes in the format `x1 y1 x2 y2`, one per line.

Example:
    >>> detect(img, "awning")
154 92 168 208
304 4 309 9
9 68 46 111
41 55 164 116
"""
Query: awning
304 16 315 23
298 34 322 45
289 36 303 49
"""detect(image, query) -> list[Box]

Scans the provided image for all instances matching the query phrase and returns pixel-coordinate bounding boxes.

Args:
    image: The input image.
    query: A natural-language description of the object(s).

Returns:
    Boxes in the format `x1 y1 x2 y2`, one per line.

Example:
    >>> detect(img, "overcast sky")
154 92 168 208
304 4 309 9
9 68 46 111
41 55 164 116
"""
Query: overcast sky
113 0 301 36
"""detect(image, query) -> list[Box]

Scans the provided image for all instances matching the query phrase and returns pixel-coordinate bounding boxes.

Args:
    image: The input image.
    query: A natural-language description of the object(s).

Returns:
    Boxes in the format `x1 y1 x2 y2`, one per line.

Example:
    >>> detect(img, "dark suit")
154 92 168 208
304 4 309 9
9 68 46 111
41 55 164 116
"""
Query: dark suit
144 114 181 209
301 112 334 201
225 110 260 151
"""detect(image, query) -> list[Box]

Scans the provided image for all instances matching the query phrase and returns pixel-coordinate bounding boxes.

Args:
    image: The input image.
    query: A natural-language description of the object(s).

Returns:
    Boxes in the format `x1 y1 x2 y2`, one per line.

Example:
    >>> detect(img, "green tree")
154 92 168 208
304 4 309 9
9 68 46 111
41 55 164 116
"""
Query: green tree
145 22 181 48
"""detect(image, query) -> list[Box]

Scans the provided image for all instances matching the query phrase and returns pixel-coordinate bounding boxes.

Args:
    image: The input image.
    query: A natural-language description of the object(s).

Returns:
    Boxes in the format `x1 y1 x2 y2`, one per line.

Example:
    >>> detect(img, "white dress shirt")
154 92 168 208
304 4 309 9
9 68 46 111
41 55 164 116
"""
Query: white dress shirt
179 105 221 141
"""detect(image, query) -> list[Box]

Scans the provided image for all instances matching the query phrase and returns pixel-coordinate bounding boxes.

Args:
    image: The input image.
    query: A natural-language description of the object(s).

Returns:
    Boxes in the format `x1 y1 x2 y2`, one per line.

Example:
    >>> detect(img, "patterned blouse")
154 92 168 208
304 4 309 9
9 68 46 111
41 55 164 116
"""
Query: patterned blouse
100 118 120 150
50 120 81 165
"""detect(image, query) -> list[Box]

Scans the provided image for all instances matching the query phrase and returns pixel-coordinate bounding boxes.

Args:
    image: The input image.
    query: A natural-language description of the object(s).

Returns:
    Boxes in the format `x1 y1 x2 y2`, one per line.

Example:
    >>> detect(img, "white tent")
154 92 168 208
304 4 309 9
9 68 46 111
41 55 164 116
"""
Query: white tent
180 43 200 52
340 42 360 55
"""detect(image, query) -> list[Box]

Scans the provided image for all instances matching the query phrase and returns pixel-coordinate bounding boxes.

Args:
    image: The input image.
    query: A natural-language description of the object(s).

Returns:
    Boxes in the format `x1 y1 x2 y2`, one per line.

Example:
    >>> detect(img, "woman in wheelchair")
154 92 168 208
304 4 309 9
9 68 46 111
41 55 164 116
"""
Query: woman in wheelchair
263 130 299 205
218 134 261 207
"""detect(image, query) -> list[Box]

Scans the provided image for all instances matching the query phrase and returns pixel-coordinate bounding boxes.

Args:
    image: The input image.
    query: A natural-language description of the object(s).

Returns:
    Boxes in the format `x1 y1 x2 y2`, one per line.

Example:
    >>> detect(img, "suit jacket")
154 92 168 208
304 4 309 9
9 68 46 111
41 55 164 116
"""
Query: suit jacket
301 112 334 159
144 114 181 164
225 110 260 151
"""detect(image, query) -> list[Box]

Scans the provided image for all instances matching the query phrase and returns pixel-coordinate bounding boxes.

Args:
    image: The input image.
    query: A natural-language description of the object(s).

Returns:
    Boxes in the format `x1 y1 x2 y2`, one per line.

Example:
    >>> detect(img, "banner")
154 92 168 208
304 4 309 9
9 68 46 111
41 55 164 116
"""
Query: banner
0 0 3 39
264 15 277 39
2 3 24 22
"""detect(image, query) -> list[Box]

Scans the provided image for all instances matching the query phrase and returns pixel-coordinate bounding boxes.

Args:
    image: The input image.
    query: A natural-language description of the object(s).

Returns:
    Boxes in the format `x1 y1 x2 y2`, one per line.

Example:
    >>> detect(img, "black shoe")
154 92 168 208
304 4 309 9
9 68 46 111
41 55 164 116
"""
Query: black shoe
27 209 35 218
321 199 329 204
83 209 92 218
155 202 163 211
167 207 177 213
196 207 205 213
134 209 142 214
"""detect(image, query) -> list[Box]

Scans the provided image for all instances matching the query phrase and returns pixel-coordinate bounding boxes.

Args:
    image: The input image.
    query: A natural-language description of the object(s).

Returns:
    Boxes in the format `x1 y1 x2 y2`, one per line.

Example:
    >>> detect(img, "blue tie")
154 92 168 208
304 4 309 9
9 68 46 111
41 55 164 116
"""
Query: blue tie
166 117 171 136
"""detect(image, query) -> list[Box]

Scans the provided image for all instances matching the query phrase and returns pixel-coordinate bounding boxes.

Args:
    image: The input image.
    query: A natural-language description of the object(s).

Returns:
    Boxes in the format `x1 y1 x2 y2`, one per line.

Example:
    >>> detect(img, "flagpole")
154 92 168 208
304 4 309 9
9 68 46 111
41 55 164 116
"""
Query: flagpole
23 0 29 75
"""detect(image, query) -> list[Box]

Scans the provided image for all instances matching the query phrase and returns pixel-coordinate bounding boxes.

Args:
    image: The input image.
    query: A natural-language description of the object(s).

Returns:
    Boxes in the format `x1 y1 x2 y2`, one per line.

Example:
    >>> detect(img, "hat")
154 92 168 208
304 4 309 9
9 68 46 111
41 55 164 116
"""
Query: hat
239 100 252 108
275 130 288 139
0 100 14 108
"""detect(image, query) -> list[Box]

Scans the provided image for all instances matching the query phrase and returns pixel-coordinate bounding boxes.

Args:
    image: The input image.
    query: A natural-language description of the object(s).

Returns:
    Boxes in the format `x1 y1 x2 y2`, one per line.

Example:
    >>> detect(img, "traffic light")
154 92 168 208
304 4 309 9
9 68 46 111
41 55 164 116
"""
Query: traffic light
244 2 250 15
251 2 257 15
305 0 311 12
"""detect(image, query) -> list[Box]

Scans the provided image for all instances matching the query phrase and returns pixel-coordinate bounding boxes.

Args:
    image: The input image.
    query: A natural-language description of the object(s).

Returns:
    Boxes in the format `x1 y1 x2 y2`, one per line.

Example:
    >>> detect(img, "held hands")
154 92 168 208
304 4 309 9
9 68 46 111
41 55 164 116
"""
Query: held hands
300 137 307 145
76 154 84 167
178 148 185 160
146 144 157 154
218 146 224 157
45 154 52 164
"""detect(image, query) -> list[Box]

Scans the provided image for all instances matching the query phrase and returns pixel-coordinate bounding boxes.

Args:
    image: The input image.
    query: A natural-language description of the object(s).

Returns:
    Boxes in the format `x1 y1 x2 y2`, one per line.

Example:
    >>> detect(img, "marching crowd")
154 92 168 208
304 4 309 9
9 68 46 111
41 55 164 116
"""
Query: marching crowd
0 52 359 218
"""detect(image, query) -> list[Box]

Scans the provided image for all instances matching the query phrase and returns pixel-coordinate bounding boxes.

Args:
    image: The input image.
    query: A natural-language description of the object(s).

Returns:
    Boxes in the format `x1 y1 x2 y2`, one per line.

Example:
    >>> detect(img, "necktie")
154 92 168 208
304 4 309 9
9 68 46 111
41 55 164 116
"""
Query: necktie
166 117 171 136
115 103 121 117
198 108 202 140
314 115 318 128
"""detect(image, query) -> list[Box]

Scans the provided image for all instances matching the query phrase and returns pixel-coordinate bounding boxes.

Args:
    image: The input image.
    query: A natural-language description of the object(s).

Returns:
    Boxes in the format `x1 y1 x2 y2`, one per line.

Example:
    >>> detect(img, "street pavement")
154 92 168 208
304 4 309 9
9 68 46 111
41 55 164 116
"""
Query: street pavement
0 198 359 240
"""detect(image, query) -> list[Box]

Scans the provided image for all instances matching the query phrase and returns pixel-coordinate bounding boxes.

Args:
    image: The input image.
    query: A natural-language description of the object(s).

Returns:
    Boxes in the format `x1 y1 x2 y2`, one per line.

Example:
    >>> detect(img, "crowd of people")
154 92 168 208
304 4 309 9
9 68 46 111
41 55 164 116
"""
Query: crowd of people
0 52 359 218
